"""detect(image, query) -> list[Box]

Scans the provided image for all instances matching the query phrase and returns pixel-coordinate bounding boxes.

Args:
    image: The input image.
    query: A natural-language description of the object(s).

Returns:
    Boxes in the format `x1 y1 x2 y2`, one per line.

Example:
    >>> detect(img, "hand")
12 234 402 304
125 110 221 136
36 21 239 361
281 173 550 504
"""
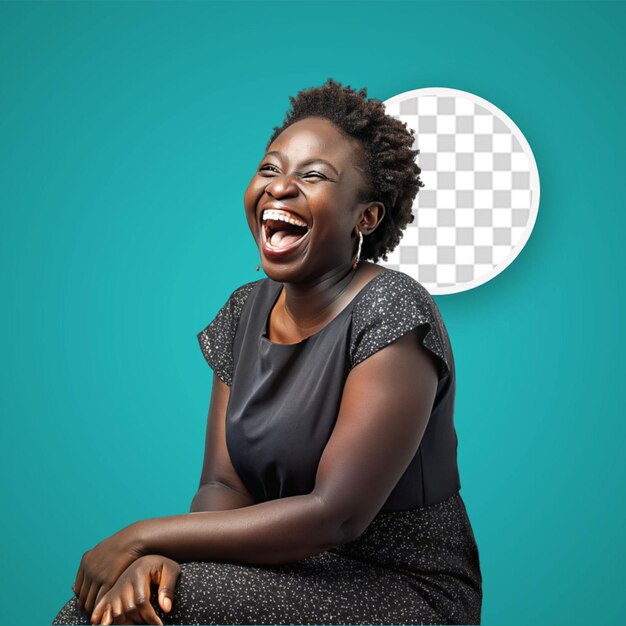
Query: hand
73 526 145 616
89 555 181 625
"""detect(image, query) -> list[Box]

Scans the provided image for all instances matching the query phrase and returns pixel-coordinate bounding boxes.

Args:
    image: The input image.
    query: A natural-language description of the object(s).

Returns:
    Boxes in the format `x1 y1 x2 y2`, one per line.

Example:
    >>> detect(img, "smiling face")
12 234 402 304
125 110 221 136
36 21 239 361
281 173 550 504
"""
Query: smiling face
244 116 382 281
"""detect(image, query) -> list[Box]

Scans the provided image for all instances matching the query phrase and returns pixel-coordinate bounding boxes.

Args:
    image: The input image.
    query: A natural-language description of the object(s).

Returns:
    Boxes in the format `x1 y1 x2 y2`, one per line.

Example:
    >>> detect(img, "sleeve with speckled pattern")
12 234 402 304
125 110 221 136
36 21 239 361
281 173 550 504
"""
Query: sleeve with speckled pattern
349 271 452 380
196 281 259 386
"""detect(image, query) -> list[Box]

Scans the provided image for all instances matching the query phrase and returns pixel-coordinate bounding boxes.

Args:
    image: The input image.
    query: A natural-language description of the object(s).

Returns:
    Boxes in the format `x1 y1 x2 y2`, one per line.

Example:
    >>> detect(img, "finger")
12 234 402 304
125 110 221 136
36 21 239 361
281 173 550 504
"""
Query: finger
78 581 94 613
99 605 113 626
74 557 86 596
118 611 143 624
110 597 126 624
112 612 139 625
112 611 133 625
90 599 107 625
91 602 111 626
117 613 145 624
122 586 143 625
92 593 115 626
84 583 100 615
94 584 111 609
157 562 180 614
135 576 162 626
74 572 83 596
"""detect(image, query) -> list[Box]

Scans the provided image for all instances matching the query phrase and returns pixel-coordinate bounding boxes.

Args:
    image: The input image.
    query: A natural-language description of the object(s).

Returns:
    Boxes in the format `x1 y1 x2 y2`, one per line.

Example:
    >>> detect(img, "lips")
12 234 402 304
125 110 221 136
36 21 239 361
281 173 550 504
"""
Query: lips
260 216 311 258
257 203 312 259
261 226 311 257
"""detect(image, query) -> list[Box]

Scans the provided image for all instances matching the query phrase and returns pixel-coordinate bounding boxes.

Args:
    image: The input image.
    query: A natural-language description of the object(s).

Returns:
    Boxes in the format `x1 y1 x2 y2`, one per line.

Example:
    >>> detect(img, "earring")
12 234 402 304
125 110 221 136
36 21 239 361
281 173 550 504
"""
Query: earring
353 229 363 270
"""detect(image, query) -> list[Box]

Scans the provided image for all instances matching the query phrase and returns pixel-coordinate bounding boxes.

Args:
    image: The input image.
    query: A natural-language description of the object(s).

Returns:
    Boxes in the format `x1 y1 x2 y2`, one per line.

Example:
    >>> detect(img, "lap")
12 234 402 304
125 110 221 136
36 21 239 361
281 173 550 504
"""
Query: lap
51 552 446 625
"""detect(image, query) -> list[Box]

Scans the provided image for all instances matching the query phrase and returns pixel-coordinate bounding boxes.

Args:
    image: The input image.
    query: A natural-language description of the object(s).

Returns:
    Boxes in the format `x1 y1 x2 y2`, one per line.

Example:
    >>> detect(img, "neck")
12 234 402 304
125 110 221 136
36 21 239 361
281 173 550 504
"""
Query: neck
279 263 360 331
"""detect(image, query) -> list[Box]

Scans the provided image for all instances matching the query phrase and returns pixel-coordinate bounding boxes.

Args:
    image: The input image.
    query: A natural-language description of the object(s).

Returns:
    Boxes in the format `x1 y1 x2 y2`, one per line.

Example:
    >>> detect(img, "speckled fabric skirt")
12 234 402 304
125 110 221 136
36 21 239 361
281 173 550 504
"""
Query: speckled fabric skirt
52 491 481 625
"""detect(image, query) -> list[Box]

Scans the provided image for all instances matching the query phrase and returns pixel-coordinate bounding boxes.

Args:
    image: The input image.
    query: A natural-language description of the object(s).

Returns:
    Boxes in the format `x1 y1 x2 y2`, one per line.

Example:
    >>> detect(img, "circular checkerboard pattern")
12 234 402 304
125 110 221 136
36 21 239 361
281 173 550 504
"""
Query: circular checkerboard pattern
380 87 540 294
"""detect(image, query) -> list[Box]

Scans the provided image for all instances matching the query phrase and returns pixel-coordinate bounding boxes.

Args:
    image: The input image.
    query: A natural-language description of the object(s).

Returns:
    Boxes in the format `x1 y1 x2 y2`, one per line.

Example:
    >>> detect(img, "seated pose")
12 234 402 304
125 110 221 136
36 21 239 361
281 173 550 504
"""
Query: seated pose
52 78 482 625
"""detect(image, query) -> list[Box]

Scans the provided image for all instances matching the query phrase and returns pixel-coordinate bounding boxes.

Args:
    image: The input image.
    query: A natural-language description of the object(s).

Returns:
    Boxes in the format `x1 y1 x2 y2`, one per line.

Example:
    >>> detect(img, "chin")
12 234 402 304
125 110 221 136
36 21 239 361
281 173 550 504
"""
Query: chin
262 259 311 282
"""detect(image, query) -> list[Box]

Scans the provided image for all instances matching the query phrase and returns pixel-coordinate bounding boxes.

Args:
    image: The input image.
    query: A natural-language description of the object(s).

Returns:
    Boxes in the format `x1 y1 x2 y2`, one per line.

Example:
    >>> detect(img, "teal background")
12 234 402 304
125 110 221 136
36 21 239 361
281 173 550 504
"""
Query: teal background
1 1 624 624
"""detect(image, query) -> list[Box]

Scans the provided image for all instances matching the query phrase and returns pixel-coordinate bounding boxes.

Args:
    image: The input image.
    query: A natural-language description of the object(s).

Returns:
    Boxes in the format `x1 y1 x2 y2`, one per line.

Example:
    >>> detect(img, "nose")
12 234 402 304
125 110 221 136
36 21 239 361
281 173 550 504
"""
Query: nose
264 172 299 199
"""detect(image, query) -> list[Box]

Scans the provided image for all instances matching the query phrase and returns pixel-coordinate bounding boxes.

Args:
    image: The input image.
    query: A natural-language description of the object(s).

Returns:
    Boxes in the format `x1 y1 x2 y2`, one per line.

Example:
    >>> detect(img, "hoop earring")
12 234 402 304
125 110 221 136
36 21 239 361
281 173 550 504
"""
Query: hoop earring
353 230 363 270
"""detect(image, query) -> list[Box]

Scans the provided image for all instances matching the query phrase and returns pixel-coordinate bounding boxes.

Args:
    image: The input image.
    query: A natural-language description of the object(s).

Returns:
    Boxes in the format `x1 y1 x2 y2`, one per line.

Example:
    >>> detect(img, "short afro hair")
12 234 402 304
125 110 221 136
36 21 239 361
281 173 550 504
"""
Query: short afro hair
265 78 423 263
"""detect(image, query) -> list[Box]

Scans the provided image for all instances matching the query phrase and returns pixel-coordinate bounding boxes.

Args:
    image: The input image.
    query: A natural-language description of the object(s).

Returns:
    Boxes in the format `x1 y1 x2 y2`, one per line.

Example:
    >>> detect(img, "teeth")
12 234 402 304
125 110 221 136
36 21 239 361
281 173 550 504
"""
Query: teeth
262 209 308 228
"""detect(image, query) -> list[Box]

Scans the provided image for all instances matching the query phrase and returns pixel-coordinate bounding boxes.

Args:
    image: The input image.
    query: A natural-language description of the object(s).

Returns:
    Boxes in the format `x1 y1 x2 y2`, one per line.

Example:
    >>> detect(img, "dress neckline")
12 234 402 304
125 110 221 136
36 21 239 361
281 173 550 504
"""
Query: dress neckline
260 268 389 347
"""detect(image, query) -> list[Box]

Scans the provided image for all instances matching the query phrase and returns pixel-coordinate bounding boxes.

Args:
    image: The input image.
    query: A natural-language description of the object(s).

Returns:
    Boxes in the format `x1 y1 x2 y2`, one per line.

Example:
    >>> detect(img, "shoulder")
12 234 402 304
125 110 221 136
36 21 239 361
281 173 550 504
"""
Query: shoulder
201 277 264 331
350 269 451 379
228 277 266 304
224 278 265 316
353 269 439 321
196 278 265 386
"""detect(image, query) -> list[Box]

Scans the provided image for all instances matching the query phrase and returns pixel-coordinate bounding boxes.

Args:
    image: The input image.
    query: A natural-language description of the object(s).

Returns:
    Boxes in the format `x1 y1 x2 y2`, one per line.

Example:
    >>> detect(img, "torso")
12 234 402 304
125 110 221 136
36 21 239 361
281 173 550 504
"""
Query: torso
224 266 460 509
267 261 386 345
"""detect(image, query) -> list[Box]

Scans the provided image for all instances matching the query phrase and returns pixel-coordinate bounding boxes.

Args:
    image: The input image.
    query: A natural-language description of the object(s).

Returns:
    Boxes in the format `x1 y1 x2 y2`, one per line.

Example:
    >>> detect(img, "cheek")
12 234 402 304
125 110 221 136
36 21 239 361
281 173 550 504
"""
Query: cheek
244 182 267 234
316 200 352 231
313 214 352 248
243 181 257 209
243 181 264 218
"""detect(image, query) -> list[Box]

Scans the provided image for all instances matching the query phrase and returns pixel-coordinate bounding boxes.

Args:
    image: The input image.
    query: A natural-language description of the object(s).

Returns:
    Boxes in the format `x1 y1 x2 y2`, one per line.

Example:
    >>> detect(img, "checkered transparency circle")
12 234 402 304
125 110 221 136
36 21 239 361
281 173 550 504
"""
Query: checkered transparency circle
379 87 540 295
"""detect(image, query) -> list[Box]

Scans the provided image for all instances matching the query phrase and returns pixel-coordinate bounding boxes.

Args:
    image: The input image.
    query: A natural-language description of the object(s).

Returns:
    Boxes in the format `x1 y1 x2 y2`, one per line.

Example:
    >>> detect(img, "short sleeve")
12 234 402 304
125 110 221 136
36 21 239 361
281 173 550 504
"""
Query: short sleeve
196 280 260 386
350 271 451 380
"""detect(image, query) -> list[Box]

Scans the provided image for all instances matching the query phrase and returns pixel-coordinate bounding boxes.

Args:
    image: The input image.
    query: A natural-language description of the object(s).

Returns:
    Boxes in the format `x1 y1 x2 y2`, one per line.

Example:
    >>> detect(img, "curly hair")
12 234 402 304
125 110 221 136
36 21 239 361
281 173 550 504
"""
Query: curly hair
265 78 423 263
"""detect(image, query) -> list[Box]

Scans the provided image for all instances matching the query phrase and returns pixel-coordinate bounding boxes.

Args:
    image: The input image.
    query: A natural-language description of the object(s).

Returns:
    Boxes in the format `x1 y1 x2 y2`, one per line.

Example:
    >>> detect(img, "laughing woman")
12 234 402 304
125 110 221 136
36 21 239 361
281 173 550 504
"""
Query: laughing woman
52 78 482 625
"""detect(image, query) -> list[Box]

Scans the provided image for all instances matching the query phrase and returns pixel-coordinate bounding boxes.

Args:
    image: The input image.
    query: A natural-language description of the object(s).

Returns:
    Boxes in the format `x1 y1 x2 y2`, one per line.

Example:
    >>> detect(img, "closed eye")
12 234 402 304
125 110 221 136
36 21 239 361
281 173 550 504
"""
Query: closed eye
259 165 329 180
302 172 328 180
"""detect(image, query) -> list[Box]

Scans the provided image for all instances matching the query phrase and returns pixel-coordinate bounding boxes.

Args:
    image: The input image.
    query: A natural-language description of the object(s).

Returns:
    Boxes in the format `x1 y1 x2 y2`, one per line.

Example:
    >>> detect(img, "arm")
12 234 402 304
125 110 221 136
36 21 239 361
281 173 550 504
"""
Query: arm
189 374 256 512
73 373 256 616
87 376 249 624
127 326 439 565
190 482 254 512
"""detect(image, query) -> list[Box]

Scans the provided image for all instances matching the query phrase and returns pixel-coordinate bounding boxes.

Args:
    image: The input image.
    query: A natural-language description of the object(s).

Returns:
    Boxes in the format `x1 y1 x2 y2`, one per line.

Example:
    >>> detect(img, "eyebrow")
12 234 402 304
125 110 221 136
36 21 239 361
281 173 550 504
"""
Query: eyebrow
264 151 340 176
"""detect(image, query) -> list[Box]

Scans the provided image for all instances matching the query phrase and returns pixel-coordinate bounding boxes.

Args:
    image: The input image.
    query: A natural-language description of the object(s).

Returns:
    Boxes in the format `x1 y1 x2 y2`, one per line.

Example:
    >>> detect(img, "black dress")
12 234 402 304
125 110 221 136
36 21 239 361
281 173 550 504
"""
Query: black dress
52 267 482 625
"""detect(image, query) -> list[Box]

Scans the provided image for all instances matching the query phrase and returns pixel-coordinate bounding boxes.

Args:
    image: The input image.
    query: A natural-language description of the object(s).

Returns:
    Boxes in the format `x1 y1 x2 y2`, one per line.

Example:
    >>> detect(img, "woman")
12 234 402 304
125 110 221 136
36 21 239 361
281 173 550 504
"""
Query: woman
52 78 482 625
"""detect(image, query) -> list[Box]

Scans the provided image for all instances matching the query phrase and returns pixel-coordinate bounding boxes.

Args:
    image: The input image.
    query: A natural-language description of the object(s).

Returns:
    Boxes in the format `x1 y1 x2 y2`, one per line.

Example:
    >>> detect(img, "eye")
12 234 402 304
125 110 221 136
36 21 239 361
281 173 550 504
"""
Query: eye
258 165 329 181
259 164 279 174
302 171 328 180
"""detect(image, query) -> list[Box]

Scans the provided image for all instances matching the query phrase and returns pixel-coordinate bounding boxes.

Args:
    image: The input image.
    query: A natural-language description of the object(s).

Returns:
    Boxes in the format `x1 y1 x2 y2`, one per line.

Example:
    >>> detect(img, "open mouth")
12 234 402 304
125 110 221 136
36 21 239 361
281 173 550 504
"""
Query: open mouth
261 210 311 251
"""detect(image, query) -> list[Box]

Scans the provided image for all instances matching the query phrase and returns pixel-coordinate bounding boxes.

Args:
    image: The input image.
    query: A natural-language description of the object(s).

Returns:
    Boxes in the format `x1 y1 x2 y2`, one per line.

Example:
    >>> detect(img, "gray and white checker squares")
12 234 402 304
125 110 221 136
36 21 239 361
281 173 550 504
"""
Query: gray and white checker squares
381 87 540 295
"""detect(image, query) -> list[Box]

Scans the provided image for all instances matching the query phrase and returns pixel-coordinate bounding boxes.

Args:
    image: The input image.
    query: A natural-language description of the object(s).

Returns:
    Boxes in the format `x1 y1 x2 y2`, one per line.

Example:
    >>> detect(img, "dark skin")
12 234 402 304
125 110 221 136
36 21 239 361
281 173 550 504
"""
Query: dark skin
76 116 439 625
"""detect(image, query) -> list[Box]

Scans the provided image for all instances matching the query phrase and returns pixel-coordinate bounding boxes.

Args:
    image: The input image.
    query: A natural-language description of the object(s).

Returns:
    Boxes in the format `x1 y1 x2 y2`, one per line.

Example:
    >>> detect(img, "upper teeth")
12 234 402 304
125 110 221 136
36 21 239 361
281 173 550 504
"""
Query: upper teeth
262 209 308 228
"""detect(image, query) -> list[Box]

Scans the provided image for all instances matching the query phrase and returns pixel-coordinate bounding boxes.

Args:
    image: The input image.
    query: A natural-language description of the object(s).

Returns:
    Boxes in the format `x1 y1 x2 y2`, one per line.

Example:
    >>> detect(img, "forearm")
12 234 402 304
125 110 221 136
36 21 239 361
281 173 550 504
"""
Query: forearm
190 482 254 512
133 493 349 566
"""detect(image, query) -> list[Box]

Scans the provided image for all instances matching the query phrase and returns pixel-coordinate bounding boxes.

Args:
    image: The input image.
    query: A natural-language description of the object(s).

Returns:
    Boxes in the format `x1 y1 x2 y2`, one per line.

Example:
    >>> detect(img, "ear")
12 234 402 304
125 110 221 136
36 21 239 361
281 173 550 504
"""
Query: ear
359 201 386 235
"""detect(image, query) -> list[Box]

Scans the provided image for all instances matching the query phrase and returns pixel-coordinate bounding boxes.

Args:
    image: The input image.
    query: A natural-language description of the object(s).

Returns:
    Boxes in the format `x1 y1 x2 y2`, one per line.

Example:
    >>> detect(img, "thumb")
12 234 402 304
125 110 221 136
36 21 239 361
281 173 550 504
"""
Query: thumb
157 561 181 614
